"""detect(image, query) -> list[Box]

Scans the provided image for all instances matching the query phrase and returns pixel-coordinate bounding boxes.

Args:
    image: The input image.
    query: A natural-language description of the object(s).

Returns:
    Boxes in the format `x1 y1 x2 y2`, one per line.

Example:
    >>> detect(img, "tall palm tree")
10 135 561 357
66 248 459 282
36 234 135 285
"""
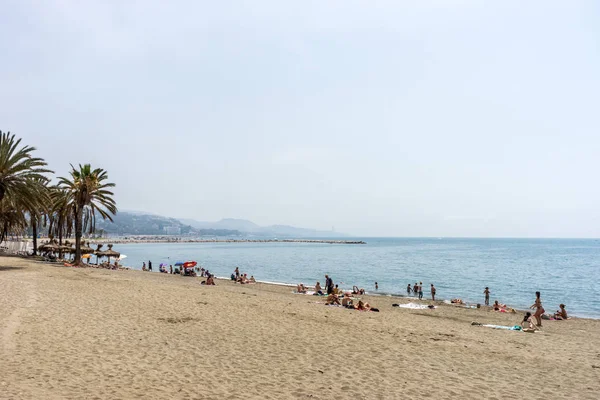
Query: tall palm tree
48 186 74 258
59 164 117 265
0 131 52 204
25 178 51 255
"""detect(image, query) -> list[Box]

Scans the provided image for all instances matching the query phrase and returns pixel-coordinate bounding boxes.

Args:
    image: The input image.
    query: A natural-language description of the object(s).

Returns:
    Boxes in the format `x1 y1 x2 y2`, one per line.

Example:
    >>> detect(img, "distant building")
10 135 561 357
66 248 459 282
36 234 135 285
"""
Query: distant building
163 226 181 235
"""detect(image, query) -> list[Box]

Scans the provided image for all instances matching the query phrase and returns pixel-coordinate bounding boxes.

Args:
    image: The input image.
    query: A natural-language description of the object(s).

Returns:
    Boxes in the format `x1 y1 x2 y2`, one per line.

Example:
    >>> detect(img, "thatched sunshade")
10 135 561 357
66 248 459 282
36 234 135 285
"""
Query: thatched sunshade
94 244 104 265
97 244 120 264
81 242 95 254
40 240 60 253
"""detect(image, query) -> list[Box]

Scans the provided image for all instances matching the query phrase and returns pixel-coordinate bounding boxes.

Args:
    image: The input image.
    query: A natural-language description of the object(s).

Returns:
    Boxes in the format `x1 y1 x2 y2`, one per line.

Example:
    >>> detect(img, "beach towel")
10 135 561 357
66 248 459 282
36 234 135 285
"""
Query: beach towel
472 322 522 331
394 303 434 310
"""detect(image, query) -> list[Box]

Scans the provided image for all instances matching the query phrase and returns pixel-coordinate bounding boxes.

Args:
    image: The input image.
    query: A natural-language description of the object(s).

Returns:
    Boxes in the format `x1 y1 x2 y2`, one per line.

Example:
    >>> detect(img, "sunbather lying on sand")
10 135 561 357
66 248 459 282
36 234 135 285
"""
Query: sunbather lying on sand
352 286 365 295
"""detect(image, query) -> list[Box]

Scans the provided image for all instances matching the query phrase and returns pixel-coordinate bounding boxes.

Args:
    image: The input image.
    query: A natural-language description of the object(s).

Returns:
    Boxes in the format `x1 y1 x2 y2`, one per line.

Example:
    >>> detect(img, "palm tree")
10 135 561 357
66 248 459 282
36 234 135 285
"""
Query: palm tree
25 178 51 255
0 131 52 204
59 164 117 265
48 186 74 258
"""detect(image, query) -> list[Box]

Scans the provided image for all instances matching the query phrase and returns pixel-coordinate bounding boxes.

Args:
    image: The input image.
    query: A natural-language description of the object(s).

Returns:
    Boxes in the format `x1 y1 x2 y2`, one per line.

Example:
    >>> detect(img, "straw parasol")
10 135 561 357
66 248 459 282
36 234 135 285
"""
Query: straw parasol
94 244 104 265
81 241 95 254
40 240 60 254
98 244 120 264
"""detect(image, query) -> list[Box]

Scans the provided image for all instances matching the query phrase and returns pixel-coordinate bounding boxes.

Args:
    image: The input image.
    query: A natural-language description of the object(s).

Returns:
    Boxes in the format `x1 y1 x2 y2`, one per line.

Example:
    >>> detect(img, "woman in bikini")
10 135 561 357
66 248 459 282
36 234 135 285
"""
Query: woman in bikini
530 291 545 327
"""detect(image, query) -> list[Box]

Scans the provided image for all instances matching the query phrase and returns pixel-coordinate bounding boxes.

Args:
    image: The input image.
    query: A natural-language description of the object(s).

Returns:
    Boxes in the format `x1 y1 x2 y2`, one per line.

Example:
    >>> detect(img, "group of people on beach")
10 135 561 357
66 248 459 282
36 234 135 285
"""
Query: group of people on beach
231 267 256 284
141 260 216 284
406 282 436 301
296 275 379 312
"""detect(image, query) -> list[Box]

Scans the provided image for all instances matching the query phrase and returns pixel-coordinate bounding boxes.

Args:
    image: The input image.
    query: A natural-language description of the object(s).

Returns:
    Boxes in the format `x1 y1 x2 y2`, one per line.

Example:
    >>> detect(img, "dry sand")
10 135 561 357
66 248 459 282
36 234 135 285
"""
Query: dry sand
1 256 599 399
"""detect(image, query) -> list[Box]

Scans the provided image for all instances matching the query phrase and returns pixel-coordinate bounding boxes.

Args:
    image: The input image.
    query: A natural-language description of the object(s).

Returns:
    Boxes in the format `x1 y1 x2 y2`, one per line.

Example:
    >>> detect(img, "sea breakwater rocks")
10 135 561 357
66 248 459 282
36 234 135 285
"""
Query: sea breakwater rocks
92 238 367 245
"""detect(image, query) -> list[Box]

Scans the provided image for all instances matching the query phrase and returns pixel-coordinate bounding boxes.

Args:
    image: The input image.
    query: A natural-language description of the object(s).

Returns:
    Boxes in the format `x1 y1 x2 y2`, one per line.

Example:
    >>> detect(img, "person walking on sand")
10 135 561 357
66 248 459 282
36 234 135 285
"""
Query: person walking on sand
418 282 424 300
483 287 490 306
325 275 333 295
530 291 545 327
430 284 436 301
169 265 173 274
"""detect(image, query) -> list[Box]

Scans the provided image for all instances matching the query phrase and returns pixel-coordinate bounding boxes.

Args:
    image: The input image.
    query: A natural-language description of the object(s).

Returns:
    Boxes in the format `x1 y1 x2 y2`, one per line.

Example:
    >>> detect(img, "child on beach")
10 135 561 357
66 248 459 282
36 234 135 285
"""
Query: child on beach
484 287 490 306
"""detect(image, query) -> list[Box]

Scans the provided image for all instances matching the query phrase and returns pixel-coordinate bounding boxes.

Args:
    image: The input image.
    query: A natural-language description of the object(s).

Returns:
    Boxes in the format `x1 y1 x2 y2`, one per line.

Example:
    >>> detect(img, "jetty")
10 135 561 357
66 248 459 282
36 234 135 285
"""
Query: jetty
99 237 367 245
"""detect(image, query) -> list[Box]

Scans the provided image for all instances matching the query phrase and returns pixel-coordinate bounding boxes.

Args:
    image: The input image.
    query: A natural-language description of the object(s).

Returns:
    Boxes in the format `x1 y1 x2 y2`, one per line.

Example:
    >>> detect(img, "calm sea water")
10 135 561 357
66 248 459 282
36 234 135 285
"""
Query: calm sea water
115 238 600 318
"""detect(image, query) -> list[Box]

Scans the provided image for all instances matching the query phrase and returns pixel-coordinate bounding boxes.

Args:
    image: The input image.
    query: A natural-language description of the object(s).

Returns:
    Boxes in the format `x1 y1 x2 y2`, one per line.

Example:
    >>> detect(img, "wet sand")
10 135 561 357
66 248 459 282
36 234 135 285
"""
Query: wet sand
1 256 599 399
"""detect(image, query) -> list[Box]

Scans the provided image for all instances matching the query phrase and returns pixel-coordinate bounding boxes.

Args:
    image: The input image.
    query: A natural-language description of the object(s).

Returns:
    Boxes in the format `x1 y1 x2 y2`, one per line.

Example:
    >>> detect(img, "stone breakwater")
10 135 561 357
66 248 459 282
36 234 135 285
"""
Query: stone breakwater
96 238 367 245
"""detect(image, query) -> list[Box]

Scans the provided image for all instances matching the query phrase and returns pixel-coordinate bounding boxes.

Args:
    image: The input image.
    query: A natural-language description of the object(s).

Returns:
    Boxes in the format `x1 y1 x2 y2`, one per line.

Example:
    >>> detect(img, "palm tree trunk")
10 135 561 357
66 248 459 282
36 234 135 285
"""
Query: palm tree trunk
32 218 38 255
74 205 83 264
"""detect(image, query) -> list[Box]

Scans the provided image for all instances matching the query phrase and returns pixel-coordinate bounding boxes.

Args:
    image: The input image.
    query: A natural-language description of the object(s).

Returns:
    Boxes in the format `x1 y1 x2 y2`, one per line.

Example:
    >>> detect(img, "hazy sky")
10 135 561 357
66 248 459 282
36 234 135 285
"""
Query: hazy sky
2 1 599 237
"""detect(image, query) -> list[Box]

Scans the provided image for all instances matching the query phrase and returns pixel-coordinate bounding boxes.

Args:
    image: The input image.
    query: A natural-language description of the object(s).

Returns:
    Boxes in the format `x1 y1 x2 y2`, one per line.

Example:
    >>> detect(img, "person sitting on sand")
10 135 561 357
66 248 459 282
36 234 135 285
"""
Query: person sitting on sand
325 293 341 305
249 275 256 283
451 298 464 305
314 282 324 295
521 312 538 332
333 284 341 295
342 294 354 308
206 275 215 285
554 304 568 320
297 283 307 293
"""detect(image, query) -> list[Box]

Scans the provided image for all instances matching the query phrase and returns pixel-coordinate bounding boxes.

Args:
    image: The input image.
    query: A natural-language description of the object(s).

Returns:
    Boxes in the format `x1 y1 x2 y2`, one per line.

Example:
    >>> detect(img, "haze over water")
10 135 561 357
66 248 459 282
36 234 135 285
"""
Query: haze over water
118 238 600 318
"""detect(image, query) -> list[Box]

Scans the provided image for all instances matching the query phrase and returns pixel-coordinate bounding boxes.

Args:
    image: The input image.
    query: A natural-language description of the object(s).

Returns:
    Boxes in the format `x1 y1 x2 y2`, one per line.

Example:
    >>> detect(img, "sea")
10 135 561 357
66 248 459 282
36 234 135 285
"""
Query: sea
114 238 600 319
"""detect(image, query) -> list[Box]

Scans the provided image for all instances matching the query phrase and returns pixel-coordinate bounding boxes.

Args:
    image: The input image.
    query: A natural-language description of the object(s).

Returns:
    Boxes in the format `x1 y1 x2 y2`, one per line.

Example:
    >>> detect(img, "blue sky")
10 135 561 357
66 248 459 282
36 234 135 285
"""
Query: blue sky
1 1 599 237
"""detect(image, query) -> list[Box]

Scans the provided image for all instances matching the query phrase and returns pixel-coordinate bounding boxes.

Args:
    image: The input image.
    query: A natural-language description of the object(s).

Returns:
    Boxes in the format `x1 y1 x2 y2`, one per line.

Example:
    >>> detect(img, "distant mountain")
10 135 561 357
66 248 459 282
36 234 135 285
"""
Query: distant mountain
178 218 348 238
97 212 348 238
96 212 240 236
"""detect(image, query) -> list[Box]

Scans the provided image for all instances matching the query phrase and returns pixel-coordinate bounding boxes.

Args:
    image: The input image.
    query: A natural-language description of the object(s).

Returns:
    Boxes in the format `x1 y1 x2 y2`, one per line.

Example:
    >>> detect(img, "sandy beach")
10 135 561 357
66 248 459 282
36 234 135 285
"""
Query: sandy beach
1 256 599 399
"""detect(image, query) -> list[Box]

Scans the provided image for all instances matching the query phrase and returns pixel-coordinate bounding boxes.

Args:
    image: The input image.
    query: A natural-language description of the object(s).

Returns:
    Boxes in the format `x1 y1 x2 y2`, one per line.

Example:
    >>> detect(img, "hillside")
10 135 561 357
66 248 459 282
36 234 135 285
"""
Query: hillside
179 218 348 238
95 212 240 236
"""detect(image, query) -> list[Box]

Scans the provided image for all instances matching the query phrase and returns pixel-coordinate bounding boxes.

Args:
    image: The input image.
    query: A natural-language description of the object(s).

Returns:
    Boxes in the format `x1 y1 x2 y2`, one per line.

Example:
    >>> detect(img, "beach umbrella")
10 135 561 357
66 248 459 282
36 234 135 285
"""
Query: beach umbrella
81 241 95 254
183 261 197 269
41 240 60 255
100 244 120 264
174 261 184 267
94 244 104 265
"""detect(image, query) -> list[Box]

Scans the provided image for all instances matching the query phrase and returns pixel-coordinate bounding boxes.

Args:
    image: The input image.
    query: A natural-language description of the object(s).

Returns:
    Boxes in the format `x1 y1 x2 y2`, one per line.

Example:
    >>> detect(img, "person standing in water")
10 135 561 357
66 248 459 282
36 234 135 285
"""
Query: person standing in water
375 282 378 290
430 284 436 301
418 282 424 300
407 284 412 296
483 287 490 306
413 282 419 296
530 291 545 327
